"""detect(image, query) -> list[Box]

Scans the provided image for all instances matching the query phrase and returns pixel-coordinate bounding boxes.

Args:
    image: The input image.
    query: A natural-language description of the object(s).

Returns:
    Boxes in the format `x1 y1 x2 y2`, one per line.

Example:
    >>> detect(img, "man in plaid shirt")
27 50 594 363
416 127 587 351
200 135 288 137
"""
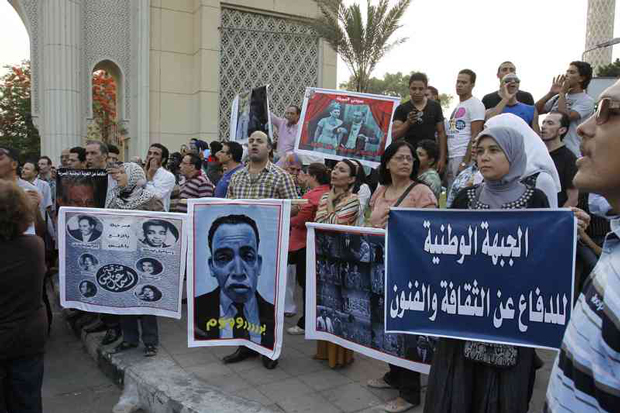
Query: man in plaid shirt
224 131 298 370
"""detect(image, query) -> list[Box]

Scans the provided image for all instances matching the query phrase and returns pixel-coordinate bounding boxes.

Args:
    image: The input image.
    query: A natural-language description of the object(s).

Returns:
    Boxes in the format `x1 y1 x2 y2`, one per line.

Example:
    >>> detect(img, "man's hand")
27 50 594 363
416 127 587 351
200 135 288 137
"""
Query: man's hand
406 111 417 124
550 75 565 95
571 207 590 232
436 156 446 174
146 158 160 181
560 76 573 94
499 82 517 100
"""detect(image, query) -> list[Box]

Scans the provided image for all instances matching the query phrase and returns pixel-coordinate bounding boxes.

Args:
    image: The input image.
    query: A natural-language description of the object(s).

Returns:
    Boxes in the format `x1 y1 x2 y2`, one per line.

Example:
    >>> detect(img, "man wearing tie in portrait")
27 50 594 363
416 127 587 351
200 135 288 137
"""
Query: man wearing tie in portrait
194 214 275 348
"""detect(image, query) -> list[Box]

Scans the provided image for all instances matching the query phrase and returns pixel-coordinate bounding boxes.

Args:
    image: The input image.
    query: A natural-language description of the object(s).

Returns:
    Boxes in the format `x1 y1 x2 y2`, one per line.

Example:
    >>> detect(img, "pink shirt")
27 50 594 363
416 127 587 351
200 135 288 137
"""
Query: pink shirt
271 113 300 158
369 183 437 229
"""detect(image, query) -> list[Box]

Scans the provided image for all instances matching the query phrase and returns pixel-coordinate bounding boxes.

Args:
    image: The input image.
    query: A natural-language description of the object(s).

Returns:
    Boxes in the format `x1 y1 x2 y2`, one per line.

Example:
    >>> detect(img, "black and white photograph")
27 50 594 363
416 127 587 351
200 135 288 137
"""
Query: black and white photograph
229 85 273 143
187 199 290 360
79 280 98 298
59 208 187 319
66 214 103 243
306 224 430 374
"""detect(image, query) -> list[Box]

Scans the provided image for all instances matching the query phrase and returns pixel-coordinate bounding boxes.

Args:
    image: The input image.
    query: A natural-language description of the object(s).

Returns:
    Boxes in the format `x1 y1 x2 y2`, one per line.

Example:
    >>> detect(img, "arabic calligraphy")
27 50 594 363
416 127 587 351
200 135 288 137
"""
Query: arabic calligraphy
423 221 529 267
96 264 139 293
389 280 569 331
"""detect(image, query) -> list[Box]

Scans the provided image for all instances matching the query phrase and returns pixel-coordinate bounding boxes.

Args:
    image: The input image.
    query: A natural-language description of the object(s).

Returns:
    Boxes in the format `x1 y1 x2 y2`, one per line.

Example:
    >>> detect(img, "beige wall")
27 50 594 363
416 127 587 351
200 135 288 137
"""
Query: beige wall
149 0 337 153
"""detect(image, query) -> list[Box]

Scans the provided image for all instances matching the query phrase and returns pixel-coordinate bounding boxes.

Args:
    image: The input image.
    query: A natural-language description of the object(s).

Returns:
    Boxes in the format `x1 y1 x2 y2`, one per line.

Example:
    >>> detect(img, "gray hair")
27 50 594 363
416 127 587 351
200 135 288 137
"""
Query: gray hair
85 140 109 156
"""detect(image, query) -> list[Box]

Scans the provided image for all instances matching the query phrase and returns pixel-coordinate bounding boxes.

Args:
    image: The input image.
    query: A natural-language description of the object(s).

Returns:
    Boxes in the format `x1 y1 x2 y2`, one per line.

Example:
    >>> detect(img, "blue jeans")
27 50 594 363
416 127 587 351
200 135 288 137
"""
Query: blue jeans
0 354 44 413
120 315 159 346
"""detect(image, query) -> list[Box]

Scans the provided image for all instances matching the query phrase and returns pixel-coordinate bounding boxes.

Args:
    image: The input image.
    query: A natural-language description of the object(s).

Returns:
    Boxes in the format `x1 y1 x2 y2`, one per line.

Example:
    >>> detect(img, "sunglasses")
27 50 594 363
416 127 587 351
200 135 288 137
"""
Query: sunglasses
595 98 620 125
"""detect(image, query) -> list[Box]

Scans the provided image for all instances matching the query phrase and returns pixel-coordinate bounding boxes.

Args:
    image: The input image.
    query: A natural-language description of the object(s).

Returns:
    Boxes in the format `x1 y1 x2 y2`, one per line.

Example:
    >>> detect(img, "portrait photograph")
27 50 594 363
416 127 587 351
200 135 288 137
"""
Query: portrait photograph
135 285 163 303
136 257 164 277
56 168 108 211
66 214 103 243
229 85 273 143
187 199 290 360
138 219 179 249
295 88 400 167
79 280 97 298
78 253 99 272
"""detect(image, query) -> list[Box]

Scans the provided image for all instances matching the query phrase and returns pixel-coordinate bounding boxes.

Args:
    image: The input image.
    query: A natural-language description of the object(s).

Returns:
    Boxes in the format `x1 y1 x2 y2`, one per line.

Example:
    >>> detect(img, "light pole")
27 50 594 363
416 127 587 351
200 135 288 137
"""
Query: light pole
582 37 620 61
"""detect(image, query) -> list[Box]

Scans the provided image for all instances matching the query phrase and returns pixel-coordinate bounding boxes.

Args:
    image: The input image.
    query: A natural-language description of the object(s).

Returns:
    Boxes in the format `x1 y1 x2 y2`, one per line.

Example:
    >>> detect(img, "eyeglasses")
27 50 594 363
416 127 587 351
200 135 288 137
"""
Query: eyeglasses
595 98 620 125
392 155 414 163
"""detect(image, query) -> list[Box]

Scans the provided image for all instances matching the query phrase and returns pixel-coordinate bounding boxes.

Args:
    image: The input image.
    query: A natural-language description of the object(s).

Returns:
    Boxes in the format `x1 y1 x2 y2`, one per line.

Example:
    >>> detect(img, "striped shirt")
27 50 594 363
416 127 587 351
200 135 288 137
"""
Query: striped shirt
545 217 620 412
315 192 360 225
175 173 214 213
226 162 298 200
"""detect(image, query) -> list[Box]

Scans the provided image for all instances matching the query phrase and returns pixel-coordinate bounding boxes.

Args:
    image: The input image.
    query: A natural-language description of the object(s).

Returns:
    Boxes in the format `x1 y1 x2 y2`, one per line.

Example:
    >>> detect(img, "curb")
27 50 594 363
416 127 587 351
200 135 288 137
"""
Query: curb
68 318 275 413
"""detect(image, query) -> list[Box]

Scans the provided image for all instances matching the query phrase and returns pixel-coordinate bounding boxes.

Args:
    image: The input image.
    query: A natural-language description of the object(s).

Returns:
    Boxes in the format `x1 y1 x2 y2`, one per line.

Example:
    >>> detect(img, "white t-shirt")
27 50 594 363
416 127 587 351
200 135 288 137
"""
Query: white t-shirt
447 97 485 159
145 167 175 212
543 92 595 157
17 178 41 235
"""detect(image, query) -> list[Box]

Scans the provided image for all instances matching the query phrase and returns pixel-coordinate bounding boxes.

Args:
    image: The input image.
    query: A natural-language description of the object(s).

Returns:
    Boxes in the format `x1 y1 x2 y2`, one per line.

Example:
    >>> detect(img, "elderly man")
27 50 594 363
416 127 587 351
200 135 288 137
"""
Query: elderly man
175 153 214 213
60 148 71 167
544 80 620 412
194 214 275 348
21 161 53 225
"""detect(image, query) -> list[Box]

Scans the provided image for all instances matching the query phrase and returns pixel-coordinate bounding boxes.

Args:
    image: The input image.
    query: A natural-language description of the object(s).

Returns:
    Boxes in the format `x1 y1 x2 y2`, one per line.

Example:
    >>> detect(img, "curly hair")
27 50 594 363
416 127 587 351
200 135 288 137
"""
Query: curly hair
0 180 35 242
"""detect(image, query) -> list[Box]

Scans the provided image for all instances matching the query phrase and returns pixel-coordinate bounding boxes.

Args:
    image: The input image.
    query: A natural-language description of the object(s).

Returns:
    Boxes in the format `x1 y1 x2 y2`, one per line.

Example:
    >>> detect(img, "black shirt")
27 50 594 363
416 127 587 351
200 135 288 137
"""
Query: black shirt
482 90 535 109
392 99 444 148
550 145 578 207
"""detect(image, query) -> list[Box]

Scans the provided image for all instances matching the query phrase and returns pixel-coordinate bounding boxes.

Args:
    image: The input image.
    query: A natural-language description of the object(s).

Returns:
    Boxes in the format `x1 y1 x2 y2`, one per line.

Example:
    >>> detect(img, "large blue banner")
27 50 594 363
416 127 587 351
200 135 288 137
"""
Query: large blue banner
386 209 576 350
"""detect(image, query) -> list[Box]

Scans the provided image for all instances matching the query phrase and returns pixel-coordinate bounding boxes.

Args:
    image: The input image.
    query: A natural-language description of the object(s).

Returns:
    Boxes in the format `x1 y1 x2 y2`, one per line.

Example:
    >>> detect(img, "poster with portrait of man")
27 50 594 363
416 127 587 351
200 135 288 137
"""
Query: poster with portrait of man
229 85 273 144
58 207 188 319
306 223 431 374
294 88 401 167
187 199 291 360
56 169 108 211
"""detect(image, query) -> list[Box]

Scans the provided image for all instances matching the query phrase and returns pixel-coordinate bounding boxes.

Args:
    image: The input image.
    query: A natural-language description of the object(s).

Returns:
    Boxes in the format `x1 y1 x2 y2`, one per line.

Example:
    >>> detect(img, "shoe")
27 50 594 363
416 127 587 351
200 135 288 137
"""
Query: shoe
262 356 278 370
287 326 305 335
101 327 122 346
111 341 138 354
222 347 258 364
383 397 418 413
144 344 158 357
83 321 107 334
367 377 393 389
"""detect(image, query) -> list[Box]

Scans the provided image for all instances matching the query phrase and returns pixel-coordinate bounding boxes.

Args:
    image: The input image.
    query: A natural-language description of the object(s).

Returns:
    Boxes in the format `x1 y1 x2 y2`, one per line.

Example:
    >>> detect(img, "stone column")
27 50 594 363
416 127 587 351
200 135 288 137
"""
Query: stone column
132 0 150 159
40 0 82 161
584 0 616 73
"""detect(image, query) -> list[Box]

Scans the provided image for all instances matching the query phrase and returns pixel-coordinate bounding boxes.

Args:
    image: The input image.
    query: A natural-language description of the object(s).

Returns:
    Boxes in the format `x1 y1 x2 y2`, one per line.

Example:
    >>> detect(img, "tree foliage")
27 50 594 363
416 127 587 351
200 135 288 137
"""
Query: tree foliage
91 70 120 143
339 71 454 109
597 58 620 77
0 60 40 160
312 0 412 92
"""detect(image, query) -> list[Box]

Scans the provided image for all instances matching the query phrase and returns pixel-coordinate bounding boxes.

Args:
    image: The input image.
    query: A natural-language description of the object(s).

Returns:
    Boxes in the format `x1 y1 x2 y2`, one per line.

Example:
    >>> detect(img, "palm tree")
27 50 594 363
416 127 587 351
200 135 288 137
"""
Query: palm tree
311 0 412 93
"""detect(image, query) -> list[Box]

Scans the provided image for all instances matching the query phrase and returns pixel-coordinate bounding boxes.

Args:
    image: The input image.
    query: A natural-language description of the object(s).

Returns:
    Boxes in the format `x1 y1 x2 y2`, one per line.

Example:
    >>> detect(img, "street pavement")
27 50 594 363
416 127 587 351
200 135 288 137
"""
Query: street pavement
43 282 555 412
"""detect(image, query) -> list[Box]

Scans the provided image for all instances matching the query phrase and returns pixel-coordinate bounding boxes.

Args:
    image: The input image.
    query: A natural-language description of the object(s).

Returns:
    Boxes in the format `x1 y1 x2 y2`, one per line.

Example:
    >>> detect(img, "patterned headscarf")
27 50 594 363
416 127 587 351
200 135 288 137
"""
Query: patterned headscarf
106 162 156 210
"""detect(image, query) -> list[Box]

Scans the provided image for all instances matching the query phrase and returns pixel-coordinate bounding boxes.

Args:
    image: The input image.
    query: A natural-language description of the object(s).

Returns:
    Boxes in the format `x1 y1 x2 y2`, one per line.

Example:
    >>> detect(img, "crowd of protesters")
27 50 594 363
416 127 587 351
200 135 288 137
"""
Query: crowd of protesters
1 59 619 413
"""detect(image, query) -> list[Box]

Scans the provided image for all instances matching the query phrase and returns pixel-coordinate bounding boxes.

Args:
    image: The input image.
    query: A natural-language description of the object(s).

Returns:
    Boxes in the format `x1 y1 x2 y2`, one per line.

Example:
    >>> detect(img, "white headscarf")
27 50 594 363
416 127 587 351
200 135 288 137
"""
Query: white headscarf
485 114 561 193
106 162 156 210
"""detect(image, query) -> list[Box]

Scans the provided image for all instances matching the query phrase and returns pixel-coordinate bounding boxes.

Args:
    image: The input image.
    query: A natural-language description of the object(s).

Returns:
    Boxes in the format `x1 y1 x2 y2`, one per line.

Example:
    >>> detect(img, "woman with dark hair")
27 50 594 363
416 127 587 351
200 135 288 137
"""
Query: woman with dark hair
107 162 164 357
314 159 361 368
423 127 549 413
287 163 331 335
416 139 443 200
367 141 437 412
0 180 48 412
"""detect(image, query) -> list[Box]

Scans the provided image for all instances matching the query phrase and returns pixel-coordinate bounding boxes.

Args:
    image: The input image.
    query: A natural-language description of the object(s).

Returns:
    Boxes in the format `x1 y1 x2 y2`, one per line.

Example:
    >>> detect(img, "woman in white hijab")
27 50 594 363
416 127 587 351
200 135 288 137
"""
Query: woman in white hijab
484 113 561 208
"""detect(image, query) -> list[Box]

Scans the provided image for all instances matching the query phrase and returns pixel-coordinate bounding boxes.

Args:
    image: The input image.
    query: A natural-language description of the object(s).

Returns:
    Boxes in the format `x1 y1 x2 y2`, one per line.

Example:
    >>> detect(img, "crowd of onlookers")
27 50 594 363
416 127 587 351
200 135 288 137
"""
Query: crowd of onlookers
1 59 619 413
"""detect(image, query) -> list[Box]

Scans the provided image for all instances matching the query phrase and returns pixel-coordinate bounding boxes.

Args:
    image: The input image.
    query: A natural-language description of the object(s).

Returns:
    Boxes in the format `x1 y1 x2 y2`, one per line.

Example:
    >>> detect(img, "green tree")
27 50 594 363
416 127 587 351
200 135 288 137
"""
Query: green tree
340 71 454 109
597 58 620 77
0 60 40 160
312 0 412 92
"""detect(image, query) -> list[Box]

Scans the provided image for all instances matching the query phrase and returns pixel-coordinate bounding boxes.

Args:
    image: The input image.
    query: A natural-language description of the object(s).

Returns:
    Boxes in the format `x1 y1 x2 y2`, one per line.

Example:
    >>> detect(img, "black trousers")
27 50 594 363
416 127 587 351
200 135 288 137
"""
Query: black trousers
290 248 307 329
0 354 44 413
384 363 421 405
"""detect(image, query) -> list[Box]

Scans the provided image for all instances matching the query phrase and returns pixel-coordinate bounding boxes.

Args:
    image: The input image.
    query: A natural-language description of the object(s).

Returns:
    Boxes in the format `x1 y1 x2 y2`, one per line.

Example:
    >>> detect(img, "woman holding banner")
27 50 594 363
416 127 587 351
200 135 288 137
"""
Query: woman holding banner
106 162 164 357
314 159 361 368
367 141 437 413
423 126 549 413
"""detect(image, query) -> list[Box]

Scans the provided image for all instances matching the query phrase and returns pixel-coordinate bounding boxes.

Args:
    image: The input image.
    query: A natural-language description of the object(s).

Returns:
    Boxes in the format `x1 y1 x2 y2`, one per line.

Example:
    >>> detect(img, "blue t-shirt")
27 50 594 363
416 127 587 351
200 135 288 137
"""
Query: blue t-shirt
502 102 535 126
214 164 243 198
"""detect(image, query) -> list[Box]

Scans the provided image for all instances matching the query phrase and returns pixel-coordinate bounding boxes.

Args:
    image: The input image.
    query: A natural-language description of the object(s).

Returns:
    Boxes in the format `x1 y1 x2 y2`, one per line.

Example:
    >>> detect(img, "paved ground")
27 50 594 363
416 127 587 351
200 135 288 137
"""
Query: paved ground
44 282 555 412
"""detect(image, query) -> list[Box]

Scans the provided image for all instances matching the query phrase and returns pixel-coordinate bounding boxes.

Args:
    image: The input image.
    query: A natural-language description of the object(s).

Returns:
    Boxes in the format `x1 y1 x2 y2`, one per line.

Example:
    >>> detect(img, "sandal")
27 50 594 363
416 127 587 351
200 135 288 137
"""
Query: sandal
384 397 418 413
367 377 393 389
144 344 158 357
111 341 138 354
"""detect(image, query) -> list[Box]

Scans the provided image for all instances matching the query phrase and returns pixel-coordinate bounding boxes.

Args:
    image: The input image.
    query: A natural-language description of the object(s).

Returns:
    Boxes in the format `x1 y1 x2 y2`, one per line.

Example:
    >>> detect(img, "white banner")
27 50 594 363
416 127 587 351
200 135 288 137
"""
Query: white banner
187 199 290 360
59 207 188 319
306 223 431 374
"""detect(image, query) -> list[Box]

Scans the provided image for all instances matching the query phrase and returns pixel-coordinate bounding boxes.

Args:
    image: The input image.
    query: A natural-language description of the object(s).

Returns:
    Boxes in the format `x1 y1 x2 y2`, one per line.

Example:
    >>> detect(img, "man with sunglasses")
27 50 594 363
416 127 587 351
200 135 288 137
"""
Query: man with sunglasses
482 61 535 109
485 73 540 133
544 80 620 413
536 61 595 157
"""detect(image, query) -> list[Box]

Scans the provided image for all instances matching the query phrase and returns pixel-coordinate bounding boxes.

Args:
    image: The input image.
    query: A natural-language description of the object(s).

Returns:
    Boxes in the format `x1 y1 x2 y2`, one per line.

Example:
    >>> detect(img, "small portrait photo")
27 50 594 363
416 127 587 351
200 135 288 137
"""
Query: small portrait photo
79 280 97 298
78 254 99 272
138 219 179 249
67 215 103 243
135 285 163 302
136 258 164 277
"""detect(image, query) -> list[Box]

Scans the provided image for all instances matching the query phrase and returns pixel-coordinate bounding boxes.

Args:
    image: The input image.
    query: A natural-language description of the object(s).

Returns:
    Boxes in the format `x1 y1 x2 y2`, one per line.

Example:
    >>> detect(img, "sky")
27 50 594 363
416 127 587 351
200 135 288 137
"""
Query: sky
0 0 619 114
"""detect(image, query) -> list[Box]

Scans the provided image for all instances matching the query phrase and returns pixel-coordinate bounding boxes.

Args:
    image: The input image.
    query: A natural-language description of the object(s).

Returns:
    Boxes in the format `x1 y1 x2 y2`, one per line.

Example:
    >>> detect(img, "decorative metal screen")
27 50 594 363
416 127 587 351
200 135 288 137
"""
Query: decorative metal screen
584 0 616 72
219 8 320 139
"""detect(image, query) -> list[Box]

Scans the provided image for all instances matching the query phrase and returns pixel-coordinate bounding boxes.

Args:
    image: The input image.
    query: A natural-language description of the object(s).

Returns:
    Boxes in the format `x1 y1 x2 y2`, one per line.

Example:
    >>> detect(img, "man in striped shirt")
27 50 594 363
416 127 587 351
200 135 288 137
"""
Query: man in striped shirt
175 153 214 213
545 79 620 412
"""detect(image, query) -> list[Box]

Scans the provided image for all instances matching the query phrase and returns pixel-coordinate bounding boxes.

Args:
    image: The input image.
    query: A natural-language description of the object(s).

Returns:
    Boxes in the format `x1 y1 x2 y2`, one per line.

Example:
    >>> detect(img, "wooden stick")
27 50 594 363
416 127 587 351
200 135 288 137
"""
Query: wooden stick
178 198 308 205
